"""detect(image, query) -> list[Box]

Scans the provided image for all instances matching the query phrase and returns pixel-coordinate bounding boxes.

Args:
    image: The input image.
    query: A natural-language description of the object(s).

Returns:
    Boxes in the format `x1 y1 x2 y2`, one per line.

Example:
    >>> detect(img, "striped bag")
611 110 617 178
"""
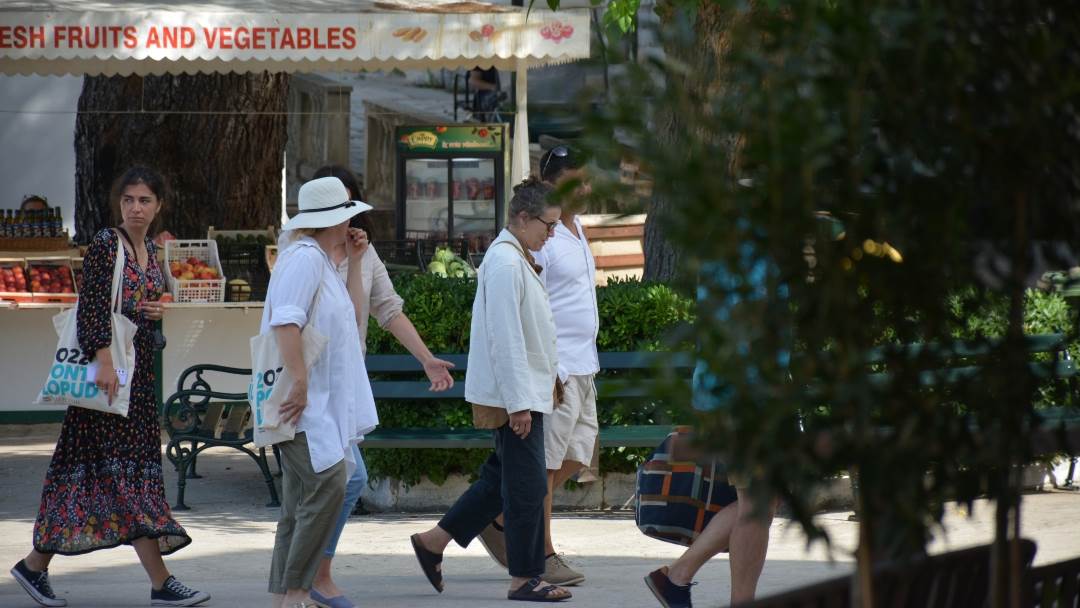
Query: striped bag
635 426 739 547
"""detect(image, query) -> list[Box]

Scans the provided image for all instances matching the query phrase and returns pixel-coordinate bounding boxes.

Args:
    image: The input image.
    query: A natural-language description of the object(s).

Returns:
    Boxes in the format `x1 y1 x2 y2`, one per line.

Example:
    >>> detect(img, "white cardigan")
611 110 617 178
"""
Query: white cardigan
464 229 559 414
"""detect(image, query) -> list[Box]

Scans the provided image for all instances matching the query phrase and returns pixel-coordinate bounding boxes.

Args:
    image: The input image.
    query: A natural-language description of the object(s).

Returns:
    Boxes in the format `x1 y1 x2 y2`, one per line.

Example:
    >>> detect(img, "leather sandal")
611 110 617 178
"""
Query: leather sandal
508 576 572 602
411 533 444 593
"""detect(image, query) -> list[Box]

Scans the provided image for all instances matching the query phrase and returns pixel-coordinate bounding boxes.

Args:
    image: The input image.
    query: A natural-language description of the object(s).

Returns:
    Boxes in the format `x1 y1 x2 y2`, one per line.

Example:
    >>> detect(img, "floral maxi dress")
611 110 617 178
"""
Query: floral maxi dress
33 228 191 555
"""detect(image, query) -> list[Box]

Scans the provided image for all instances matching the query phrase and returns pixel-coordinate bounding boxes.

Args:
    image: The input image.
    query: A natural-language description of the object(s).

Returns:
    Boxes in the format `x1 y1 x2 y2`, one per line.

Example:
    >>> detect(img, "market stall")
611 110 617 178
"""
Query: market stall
0 0 590 416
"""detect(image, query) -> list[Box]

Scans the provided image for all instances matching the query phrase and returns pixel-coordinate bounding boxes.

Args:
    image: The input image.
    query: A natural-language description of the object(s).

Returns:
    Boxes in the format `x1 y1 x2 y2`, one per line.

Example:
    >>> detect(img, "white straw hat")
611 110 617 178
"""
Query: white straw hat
283 177 372 231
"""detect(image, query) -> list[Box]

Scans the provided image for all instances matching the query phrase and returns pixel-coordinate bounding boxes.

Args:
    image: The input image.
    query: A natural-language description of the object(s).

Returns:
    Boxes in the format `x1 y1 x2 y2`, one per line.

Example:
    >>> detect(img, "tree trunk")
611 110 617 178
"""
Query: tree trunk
74 72 289 243
643 1 747 282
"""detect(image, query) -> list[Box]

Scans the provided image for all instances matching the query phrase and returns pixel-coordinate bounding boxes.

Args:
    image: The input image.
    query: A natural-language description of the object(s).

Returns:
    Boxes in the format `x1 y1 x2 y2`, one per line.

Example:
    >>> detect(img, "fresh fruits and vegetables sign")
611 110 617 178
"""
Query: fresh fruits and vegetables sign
397 125 504 153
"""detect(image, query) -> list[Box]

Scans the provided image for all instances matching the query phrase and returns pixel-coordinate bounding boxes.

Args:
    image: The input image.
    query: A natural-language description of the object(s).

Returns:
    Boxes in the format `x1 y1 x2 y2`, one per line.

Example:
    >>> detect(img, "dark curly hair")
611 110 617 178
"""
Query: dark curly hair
110 165 168 230
509 175 556 220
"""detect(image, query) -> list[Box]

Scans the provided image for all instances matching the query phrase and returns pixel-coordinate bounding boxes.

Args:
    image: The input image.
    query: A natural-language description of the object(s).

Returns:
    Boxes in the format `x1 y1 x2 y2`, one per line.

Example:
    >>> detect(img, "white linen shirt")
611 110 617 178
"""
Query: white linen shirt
464 229 559 414
279 232 405 356
260 237 379 474
532 216 600 382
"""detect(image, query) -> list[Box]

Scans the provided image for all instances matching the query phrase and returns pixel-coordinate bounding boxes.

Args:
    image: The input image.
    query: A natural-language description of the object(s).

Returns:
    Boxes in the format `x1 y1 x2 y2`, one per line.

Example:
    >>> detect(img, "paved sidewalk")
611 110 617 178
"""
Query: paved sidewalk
1 425 1078 608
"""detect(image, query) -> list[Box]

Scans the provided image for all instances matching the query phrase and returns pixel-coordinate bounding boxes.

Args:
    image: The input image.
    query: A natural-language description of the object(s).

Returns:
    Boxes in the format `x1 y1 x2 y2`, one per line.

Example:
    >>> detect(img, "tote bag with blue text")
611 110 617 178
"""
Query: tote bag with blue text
34 231 137 416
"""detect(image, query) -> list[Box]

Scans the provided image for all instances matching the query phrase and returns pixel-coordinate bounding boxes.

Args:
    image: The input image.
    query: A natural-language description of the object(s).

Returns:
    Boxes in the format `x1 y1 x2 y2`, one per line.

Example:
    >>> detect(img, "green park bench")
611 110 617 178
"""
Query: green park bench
162 351 690 510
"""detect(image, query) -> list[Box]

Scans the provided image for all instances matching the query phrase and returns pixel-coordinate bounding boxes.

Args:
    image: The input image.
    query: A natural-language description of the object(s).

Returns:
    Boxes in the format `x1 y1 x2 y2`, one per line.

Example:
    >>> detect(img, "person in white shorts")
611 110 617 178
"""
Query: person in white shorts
476 145 599 586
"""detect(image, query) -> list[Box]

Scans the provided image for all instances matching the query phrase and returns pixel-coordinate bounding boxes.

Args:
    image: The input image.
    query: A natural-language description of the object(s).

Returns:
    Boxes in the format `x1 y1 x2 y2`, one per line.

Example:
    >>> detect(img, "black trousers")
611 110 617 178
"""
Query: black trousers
439 412 548 578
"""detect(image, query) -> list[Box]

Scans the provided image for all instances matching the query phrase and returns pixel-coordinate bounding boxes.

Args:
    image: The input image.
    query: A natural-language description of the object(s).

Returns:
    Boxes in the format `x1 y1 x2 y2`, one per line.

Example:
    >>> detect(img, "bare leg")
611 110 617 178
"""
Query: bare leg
131 537 171 589
728 492 775 605
666 500 739 586
312 557 345 598
544 461 583 555
271 593 285 608
23 550 54 573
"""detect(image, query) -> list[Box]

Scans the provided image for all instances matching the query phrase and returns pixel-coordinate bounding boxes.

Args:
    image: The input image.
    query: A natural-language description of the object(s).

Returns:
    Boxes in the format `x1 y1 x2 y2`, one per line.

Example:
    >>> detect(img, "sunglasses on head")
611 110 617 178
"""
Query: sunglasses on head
540 145 571 179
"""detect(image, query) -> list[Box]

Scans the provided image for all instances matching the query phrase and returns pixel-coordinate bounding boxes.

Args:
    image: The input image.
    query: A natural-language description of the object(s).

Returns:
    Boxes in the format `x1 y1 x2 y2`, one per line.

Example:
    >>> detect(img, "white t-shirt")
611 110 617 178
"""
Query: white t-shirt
532 216 600 382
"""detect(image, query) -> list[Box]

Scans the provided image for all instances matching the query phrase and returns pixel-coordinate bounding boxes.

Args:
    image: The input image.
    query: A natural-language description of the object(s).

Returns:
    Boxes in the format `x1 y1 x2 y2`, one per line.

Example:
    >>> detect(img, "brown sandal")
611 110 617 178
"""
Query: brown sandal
508 576 572 602
411 533 444 593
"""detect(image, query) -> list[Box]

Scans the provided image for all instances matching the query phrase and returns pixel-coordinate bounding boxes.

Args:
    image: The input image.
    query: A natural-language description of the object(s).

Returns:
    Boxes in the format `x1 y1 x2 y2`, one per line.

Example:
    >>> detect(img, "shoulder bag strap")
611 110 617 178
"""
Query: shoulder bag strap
109 229 127 314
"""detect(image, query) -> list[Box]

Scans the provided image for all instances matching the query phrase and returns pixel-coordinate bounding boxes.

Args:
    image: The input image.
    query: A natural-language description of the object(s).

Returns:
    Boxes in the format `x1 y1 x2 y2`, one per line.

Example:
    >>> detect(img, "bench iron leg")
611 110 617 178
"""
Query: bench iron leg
173 451 191 511
187 440 203 479
256 447 282 508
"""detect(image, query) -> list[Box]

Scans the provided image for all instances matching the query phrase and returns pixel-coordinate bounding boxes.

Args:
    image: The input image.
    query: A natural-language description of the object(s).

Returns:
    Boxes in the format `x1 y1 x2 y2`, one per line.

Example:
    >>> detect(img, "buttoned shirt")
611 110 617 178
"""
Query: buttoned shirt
532 216 600 382
465 229 560 414
260 237 379 474
278 233 406 356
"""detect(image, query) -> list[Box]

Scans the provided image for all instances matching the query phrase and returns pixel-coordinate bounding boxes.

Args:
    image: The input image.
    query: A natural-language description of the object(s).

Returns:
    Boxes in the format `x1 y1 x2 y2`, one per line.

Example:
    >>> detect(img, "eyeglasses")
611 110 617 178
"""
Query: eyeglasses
532 216 558 233
540 145 570 180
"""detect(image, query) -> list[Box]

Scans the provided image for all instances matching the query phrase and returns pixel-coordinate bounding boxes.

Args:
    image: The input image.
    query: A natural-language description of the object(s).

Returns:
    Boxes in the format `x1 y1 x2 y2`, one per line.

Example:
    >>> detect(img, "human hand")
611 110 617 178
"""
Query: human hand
346 228 369 260
94 365 120 405
422 357 455 392
278 378 308 426
139 300 166 321
508 410 533 439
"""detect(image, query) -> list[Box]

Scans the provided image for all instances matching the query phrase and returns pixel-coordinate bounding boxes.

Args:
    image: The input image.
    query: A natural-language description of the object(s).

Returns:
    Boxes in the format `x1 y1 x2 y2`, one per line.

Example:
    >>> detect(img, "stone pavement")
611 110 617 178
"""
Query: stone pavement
2 425 1079 608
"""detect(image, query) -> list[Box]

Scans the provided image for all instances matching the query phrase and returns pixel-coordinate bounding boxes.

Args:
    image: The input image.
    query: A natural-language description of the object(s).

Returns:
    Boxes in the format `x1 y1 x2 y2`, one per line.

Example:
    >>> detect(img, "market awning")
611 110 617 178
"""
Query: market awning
0 0 590 76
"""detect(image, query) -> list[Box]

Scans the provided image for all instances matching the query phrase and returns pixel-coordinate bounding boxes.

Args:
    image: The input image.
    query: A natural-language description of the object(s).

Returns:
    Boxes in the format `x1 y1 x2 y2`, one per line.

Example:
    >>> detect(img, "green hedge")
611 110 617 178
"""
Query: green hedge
363 275 695 485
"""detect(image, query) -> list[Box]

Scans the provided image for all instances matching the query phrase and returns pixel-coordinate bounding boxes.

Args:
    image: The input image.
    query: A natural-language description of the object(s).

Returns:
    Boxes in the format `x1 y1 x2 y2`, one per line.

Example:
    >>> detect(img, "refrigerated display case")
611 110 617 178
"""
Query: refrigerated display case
396 124 508 252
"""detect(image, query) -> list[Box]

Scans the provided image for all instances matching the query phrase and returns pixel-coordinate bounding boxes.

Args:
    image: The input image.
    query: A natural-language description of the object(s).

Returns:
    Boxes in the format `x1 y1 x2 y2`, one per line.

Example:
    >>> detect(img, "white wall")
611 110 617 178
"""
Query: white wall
0 75 81 235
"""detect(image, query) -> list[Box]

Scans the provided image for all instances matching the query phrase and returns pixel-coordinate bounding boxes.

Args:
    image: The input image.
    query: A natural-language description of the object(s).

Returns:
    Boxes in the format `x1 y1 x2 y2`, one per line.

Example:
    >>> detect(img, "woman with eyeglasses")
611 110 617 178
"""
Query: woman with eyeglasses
410 176 573 603
473 145 598 587
11 166 209 608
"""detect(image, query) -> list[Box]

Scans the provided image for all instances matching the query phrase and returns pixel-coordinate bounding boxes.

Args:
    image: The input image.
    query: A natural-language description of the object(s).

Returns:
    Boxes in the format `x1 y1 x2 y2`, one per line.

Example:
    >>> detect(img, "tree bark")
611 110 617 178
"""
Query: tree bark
642 1 746 282
74 72 289 243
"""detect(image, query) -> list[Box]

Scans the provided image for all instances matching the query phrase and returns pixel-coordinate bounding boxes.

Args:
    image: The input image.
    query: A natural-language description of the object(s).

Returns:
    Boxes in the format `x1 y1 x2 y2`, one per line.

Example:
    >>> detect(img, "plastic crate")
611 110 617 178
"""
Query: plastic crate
0 257 32 303
26 256 77 303
209 227 273 302
164 240 226 303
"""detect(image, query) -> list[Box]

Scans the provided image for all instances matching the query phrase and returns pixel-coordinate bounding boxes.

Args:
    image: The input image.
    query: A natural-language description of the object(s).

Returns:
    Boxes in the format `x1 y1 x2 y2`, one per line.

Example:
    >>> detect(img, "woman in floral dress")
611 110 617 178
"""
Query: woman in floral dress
10 166 210 608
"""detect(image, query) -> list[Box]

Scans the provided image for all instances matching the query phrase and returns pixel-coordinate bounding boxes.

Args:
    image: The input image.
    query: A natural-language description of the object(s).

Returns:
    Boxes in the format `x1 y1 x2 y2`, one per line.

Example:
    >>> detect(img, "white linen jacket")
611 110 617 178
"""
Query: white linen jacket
464 229 559 415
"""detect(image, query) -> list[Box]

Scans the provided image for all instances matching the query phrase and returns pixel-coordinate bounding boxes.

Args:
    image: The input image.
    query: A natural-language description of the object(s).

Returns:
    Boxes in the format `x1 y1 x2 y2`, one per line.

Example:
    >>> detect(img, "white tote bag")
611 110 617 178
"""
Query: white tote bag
248 275 329 448
35 231 137 416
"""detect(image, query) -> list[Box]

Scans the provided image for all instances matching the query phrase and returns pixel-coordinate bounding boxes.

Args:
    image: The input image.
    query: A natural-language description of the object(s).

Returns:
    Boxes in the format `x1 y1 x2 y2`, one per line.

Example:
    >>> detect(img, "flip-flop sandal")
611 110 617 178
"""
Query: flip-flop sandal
508 576 572 602
411 533 445 593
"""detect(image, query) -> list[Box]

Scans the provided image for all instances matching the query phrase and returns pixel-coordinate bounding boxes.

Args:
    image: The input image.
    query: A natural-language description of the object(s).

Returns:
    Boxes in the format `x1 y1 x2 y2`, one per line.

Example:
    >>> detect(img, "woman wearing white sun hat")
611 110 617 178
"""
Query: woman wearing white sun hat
263 176 378 608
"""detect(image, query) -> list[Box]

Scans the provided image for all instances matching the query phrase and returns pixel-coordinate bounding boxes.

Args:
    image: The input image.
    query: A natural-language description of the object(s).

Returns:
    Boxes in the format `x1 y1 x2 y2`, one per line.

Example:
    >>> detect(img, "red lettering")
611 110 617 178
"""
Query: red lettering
68 25 83 49
146 26 161 48
342 27 357 50
52 25 65 48
317 27 331 50
297 27 311 49
124 26 137 49
219 27 233 49
251 27 266 50
162 26 178 48
233 26 248 49
0 26 12 49
202 27 218 49
280 27 294 49
30 25 45 48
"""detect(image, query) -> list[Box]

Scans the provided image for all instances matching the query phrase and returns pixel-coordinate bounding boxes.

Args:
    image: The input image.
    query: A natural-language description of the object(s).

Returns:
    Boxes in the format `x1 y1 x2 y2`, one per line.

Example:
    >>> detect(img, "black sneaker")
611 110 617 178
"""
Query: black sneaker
644 567 693 608
151 576 210 607
10 559 67 607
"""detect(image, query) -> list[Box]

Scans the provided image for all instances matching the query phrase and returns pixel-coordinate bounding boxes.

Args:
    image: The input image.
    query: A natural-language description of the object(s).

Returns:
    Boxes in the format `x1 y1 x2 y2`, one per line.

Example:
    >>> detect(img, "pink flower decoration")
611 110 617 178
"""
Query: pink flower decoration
542 21 573 43
481 24 495 37
541 25 552 39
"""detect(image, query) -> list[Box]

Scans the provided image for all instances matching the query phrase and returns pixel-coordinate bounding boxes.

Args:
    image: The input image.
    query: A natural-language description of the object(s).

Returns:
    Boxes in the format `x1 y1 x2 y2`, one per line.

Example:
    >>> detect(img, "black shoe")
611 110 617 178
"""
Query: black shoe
151 576 210 606
10 559 67 607
644 567 693 608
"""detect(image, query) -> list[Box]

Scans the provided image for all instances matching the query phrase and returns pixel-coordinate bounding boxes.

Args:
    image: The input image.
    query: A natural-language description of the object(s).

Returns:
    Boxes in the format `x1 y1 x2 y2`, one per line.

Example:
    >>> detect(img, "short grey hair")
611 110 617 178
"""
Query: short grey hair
508 176 556 218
